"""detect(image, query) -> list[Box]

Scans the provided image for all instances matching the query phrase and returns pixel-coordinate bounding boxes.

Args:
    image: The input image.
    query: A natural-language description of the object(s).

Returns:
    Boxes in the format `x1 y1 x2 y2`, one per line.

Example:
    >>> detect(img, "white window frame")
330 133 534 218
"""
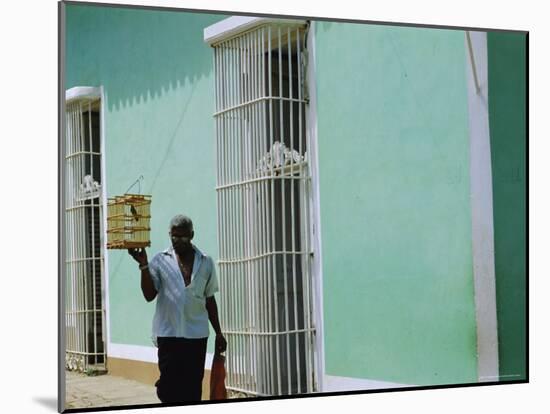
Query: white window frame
64 86 109 373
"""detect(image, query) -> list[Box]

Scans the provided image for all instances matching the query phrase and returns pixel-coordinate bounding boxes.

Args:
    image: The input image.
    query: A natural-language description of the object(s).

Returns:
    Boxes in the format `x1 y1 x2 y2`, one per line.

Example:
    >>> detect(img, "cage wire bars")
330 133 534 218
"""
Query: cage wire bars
65 98 107 373
212 22 316 396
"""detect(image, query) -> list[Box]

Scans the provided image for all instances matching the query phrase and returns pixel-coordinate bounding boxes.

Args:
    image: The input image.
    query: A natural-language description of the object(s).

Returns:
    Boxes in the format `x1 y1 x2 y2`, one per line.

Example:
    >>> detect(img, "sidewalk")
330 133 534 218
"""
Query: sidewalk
65 370 159 409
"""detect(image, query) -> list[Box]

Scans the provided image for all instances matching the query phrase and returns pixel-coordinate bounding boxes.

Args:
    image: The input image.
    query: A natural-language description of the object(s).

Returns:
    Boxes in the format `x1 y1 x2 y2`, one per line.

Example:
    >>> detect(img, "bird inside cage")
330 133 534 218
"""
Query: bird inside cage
130 205 139 221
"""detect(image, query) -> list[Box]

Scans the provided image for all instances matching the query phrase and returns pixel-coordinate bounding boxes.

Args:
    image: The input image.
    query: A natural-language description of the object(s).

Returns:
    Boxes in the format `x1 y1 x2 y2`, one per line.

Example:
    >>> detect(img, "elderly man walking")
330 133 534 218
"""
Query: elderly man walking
128 214 227 403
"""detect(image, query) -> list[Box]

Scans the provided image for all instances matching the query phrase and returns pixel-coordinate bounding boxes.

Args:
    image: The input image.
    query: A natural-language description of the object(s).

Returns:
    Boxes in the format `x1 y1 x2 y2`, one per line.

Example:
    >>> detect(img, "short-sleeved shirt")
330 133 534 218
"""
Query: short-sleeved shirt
148 244 218 346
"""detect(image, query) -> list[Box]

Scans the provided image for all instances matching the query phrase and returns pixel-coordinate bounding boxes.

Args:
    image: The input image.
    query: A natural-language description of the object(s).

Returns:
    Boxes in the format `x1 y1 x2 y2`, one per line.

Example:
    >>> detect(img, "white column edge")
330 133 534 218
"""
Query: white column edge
99 86 111 359
306 21 326 393
465 30 500 382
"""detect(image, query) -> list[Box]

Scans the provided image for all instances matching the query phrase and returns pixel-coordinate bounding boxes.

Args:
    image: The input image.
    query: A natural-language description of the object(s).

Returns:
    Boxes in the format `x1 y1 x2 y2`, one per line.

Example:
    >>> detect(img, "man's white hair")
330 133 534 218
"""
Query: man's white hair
169 214 193 230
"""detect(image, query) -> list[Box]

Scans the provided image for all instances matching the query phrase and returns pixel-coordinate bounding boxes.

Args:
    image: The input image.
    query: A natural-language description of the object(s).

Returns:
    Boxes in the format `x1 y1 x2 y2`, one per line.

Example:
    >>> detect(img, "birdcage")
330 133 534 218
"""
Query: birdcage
106 194 151 249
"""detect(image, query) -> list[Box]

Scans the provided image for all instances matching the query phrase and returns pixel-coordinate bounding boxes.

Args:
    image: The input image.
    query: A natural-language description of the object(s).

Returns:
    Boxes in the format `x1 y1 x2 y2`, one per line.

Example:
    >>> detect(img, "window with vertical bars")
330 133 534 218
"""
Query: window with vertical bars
65 96 107 373
211 21 316 396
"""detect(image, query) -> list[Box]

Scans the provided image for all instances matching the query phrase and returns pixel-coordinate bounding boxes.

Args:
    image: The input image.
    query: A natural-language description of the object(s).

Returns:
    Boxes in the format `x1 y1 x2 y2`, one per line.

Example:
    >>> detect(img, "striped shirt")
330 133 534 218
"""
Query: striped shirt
148 244 218 345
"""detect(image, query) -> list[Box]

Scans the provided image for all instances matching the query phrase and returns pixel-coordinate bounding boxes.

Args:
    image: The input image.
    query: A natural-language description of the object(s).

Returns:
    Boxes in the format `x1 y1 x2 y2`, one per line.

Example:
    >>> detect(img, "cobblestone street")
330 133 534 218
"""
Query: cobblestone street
65 370 160 410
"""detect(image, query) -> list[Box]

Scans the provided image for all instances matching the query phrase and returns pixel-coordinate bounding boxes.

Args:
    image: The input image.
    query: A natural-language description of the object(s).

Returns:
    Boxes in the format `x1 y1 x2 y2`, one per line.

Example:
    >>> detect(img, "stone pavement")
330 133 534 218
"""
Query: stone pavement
65 370 160 409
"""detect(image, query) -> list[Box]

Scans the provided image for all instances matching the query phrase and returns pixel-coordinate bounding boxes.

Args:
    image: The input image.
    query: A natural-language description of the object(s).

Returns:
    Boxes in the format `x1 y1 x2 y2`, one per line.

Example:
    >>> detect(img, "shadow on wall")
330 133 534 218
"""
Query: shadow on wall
65 4 226 112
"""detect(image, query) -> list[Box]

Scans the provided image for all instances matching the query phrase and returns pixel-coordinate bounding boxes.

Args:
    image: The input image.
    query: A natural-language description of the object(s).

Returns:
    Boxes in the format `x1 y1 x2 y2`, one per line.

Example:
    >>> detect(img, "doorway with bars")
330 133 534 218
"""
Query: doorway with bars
210 20 318 396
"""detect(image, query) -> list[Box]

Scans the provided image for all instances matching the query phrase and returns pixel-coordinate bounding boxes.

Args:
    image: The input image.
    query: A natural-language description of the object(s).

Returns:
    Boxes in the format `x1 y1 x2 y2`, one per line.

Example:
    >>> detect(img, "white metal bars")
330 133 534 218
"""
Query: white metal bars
212 23 315 396
65 99 107 372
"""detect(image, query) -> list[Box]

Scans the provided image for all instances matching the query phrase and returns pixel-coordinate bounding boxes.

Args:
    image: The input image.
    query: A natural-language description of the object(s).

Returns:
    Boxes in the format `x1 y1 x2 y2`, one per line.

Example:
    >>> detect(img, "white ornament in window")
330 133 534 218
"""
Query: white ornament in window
257 141 305 173
78 174 101 200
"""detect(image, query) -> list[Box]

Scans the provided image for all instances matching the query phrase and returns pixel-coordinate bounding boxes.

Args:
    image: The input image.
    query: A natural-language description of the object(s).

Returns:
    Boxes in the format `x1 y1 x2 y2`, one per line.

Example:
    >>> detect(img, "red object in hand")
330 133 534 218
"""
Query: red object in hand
210 353 227 400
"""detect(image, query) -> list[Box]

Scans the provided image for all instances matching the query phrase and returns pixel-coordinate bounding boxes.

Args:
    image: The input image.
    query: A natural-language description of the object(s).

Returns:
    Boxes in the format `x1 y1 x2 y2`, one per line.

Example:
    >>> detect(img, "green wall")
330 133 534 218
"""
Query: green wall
66 4 225 350
314 22 477 385
487 32 527 382
66 6 526 386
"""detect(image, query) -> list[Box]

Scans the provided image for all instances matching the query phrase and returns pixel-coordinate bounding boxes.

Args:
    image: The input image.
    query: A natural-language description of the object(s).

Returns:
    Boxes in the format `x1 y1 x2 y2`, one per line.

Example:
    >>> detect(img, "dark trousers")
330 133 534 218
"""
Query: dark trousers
156 337 208 403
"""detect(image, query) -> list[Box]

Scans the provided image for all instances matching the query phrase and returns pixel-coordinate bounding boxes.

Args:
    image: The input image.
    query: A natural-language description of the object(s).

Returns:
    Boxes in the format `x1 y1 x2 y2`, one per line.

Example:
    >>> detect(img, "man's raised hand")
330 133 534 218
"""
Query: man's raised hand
128 248 148 266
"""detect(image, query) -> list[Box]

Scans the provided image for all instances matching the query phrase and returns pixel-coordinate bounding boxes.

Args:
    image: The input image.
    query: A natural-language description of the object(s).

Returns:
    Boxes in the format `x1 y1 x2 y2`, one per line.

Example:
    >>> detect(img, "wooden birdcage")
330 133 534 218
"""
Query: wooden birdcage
106 194 151 249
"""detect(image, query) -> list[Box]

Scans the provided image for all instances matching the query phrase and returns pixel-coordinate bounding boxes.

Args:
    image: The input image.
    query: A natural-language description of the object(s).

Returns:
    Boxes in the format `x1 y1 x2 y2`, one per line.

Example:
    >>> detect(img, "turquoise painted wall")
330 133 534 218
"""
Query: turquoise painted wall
66 4 225 350
314 22 476 385
487 32 527 382
65 6 515 387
